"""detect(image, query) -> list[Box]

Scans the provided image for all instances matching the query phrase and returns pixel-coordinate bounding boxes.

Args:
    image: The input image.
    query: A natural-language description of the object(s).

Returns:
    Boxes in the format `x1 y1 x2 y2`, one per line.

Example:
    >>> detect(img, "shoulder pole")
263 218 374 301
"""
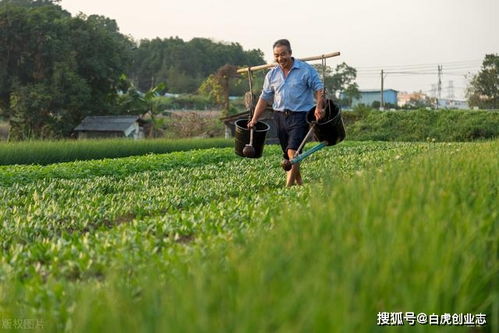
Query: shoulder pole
237 51 340 74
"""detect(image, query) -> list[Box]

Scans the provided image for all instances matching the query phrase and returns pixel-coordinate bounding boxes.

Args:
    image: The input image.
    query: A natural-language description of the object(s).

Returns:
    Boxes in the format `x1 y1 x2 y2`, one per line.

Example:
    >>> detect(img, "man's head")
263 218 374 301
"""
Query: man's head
273 39 293 70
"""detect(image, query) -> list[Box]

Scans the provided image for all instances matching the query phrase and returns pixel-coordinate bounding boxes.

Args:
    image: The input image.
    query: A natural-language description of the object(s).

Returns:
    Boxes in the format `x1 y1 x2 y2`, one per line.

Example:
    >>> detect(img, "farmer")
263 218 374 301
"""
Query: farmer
248 39 325 186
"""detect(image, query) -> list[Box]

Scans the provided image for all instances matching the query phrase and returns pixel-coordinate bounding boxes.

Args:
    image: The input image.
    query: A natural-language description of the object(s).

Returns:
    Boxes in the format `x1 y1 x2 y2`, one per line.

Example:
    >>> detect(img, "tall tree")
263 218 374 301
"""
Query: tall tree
315 62 360 107
0 1 133 139
0 2 71 118
467 54 498 109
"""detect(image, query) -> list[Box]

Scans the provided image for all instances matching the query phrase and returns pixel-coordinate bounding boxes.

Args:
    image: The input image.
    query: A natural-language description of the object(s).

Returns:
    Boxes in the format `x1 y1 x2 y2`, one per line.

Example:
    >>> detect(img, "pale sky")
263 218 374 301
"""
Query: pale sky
60 0 498 99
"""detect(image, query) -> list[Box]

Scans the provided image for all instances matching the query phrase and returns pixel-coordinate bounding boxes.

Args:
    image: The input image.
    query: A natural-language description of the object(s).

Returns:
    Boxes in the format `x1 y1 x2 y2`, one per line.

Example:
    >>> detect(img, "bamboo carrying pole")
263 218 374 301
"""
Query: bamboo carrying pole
236 51 340 73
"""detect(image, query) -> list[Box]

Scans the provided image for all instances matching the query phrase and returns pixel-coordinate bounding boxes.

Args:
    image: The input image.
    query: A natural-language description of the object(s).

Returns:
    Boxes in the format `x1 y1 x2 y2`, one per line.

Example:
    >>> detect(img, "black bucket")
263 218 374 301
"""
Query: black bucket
234 119 270 158
306 99 346 146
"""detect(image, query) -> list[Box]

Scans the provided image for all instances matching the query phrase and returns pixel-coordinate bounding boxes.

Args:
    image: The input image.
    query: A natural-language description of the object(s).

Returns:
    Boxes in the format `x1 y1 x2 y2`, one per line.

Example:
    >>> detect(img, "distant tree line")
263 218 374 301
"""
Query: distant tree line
130 37 264 94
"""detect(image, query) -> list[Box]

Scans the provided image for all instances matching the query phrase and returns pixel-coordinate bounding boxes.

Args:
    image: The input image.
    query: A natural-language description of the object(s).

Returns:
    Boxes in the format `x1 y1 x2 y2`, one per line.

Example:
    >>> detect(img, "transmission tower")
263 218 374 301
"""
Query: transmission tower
437 65 442 109
447 80 454 99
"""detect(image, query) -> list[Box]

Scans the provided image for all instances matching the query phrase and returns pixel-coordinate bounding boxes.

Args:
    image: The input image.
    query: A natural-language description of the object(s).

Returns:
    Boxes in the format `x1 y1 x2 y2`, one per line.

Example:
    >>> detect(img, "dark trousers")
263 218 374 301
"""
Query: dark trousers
274 111 309 160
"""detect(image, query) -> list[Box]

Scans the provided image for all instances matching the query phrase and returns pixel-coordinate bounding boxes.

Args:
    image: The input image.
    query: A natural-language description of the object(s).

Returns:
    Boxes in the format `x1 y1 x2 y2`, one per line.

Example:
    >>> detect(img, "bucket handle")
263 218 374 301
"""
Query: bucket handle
247 68 254 121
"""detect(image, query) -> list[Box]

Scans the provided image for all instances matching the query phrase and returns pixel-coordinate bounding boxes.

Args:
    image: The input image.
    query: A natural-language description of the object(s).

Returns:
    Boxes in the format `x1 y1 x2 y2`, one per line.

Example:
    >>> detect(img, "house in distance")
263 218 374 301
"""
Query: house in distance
351 89 399 108
74 115 145 139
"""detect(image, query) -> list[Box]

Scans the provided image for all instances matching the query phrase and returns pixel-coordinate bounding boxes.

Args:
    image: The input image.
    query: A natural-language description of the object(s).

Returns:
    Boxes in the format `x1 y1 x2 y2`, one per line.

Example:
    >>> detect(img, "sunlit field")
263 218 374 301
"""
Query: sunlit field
0 140 497 332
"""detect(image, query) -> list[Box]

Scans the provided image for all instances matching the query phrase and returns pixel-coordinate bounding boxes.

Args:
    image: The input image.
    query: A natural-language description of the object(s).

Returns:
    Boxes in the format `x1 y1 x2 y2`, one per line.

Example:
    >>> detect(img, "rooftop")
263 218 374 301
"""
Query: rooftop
74 116 141 132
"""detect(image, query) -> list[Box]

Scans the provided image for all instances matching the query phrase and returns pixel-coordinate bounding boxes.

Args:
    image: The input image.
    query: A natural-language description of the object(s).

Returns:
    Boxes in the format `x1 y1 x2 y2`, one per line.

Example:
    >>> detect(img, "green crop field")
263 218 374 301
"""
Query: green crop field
0 137 233 166
0 140 497 332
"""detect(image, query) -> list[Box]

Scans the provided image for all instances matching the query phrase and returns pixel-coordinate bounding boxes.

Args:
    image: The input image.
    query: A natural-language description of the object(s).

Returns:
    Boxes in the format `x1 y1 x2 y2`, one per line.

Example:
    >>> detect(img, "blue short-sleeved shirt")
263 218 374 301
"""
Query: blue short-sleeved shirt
260 58 324 112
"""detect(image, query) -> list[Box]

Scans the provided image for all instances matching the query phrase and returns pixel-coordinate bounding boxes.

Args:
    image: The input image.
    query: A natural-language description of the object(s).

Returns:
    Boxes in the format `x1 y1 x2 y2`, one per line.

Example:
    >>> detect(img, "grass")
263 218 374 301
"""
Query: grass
67 140 497 332
345 109 499 142
1 108 498 166
0 137 232 165
0 140 496 332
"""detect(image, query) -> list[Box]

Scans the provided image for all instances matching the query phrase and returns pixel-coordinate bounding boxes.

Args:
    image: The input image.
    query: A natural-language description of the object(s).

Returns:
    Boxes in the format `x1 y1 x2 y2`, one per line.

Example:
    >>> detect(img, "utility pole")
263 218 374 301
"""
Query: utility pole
436 65 442 109
380 69 384 110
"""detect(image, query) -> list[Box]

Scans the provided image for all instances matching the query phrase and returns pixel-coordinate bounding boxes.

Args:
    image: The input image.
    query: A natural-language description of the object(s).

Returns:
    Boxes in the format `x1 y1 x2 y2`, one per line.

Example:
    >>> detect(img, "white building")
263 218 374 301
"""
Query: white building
437 99 469 109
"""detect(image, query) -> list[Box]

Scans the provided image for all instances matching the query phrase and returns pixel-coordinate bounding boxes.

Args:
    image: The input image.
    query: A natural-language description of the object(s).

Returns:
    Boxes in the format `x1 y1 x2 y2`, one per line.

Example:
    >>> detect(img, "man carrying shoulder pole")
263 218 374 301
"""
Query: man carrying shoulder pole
248 39 325 187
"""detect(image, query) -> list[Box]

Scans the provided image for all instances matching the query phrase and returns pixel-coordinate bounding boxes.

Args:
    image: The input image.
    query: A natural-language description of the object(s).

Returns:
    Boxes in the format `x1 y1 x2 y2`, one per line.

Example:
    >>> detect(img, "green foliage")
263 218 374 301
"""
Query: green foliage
129 37 264 93
115 81 168 136
467 54 499 109
8 63 92 139
0 3 263 139
157 95 215 110
0 141 496 332
346 109 499 141
371 100 381 109
0 137 232 166
0 2 133 139
315 62 360 105
197 64 239 116
372 101 398 109
198 74 225 106
114 90 148 116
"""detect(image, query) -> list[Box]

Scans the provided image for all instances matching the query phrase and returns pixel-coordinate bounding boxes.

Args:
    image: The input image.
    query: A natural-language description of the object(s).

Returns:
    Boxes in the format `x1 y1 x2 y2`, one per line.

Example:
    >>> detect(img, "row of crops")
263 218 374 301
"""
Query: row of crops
0 140 497 332
1 142 424 279
0 138 233 166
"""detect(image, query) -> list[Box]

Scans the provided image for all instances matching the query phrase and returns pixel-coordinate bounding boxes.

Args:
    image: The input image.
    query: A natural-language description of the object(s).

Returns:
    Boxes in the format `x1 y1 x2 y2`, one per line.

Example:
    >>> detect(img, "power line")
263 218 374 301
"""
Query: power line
355 62 481 76
355 59 481 71
357 65 479 74
356 70 476 77
384 71 439 75
358 63 479 100
352 59 484 100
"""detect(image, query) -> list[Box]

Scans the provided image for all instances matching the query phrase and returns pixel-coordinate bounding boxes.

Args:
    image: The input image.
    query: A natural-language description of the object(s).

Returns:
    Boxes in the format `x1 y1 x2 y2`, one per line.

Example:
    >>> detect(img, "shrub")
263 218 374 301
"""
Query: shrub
345 109 499 141
162 112 224 138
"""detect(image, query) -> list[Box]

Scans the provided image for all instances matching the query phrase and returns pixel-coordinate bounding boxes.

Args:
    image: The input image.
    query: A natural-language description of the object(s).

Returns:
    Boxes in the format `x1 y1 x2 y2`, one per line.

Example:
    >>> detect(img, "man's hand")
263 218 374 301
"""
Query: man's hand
314 90 325 121
314 105 325 121
247 97 268 129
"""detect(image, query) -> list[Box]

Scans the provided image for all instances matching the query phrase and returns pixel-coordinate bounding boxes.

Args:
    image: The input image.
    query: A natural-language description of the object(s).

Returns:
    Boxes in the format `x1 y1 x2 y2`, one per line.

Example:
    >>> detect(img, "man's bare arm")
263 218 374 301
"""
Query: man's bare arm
248 98 269 128
314 90 325 120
